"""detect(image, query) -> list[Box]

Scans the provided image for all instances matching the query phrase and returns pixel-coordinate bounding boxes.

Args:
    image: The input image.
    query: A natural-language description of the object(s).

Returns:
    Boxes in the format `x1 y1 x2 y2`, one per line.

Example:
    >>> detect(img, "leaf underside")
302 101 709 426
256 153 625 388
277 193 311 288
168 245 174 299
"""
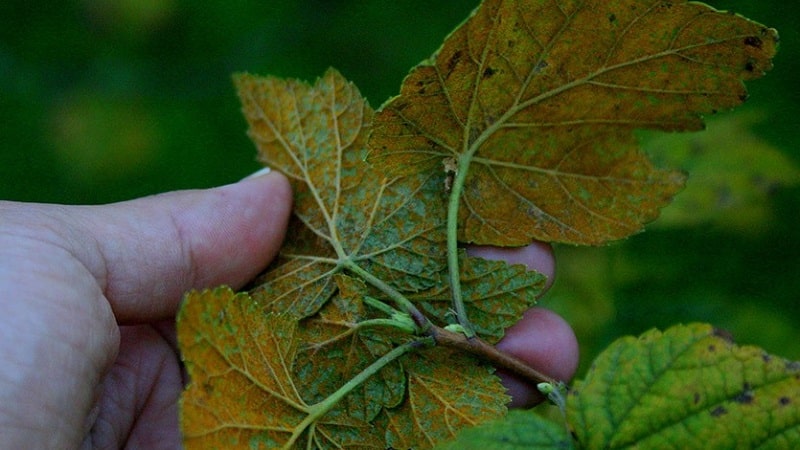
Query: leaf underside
178 0 780 449
368 0 777 246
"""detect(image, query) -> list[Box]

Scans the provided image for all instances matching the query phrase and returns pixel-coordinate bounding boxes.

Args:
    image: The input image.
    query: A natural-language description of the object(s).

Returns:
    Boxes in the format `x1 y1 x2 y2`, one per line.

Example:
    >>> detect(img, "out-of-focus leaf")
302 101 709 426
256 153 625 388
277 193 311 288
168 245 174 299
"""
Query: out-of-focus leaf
434 410 574 450
178 287 382 449
236 68 447 318
643 111 800 232
369 0 777 246
567 323 800 449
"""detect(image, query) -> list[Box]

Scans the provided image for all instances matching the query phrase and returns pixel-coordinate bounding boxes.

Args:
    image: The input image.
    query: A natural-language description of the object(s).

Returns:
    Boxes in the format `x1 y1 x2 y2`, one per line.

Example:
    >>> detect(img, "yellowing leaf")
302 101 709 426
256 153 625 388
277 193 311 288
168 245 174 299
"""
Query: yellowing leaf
293 277 407 423
178 287 383 449
434 409 574 450
235 68 447 318
567 323 800 449
376 348 509 449
369 0 777 246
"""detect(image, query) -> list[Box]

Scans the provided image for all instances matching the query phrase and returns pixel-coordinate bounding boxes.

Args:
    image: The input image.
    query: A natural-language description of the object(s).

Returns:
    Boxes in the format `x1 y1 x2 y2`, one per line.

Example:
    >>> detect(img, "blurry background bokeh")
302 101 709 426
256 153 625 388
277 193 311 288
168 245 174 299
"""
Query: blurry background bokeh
1 1 798 370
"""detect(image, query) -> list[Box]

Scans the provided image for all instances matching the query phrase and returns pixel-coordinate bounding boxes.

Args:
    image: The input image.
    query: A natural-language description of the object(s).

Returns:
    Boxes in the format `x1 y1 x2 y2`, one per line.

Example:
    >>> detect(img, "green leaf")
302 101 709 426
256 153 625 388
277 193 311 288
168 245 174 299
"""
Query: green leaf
567 323 800 449
368 0 777 246
235 68 447 318
434 410 574 450
642 111 800 232
177 287 383 449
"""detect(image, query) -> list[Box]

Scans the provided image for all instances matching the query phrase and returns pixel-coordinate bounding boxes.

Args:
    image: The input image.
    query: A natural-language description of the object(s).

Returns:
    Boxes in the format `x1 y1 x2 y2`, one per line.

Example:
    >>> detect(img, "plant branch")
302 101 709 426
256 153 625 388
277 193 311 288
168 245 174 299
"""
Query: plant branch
431 324 557 387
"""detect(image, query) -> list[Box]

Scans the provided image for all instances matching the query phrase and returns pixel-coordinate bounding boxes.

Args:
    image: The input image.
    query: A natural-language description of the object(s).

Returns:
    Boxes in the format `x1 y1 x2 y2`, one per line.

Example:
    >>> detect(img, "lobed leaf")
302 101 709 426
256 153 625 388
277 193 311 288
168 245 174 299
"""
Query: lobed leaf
178 287 383 449
368 0 777 246
375 348 510 449
235 68 447 318
567 323 800 449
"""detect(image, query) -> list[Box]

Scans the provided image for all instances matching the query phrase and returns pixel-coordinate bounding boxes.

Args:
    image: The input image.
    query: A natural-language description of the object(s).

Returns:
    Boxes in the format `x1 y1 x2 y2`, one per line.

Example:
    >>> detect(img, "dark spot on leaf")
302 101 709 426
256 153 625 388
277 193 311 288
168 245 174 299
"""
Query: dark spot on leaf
483 67 497 79
507 39 515 49
710 406 728 417
744 36 763 49
708 345 716 352
735 383 754 404
608 13 617 23
446 50 463 76
745 61 755 72
712 327 735 343
762 353 772 363
739 93 749 102
694 392 701 404
780 397 791 406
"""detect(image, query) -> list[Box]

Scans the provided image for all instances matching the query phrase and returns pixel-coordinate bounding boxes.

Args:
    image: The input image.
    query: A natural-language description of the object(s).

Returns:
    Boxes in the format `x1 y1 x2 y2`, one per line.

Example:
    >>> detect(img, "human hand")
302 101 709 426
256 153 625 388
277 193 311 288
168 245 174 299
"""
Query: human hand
0 170 577 448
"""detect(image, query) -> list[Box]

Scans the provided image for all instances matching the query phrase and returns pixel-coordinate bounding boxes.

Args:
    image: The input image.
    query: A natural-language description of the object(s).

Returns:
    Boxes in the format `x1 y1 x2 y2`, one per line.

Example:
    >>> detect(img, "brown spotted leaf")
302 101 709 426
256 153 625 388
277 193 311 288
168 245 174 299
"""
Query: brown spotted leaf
236 68 447 318
177 287 383 449
293 275 408 423
375 348 510 449
368 0 778 246
567 323 800 449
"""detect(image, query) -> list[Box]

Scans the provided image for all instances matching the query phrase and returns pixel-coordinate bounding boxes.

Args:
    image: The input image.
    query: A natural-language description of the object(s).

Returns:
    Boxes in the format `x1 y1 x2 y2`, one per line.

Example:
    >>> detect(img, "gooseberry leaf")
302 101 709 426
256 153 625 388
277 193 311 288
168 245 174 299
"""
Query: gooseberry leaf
368 0 778 246
235 68 447 318
409 250 546 343
567 323 800 449
293 275 408 423
375 348 509 449
177 287 383 449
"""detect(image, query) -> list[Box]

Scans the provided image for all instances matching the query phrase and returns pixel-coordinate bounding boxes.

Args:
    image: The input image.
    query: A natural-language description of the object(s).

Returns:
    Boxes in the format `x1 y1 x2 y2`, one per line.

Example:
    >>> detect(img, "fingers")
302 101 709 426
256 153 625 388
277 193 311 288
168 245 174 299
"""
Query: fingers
466 242 578 408
495 308 579 408
74 171 292 323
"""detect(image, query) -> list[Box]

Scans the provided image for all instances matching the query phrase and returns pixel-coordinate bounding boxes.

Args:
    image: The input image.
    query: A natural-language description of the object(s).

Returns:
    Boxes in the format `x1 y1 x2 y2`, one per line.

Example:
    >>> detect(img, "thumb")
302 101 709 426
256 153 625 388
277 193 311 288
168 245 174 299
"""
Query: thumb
72 170 292 323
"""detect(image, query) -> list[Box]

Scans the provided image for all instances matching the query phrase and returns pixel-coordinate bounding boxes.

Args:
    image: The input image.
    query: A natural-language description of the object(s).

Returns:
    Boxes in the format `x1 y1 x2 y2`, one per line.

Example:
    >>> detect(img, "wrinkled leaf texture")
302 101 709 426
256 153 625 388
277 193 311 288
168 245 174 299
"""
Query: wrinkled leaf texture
568 323 800 449
369 0 777 246
179 0 779 448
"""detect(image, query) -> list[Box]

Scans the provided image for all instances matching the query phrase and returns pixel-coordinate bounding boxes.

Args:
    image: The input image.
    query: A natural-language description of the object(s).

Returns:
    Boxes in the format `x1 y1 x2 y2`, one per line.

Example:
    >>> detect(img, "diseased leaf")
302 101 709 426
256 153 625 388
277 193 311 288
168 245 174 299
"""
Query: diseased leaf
293 276 407 423
567 323 800 449
410 251 546 343
368 0 777 246
236 68 447 318
178 287 383 449
434 409 574 450
375 348 510 449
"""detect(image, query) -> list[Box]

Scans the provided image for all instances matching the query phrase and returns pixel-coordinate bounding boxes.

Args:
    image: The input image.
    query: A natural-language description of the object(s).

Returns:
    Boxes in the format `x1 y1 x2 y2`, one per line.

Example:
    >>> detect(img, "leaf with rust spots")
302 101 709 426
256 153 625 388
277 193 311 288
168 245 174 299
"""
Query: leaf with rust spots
567 323 800 449
178 287 383 449
376 348 509 450
236 68 448 318
293 275 408 423
368 0 778 246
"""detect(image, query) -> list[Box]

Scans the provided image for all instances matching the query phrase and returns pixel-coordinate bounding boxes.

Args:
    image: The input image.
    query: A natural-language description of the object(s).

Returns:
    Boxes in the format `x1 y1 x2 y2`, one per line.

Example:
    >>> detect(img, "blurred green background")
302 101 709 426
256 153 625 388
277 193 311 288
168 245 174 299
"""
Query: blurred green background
1 1 798 369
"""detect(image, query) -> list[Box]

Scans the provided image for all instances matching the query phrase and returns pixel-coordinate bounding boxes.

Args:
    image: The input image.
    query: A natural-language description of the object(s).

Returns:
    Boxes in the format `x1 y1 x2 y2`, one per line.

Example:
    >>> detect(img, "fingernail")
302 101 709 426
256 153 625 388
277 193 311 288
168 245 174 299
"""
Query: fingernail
244 166 272 180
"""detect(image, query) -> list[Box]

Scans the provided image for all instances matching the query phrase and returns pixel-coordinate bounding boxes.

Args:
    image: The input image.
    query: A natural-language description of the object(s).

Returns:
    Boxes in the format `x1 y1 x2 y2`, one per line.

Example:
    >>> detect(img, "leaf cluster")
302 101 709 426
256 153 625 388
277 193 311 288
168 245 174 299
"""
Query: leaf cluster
176 1 791 449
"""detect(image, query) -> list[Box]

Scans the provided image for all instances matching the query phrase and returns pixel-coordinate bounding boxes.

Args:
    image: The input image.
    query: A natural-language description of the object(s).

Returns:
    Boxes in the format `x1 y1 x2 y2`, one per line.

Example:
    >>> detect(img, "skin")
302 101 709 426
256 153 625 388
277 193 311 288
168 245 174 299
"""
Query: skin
0 171 578 449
